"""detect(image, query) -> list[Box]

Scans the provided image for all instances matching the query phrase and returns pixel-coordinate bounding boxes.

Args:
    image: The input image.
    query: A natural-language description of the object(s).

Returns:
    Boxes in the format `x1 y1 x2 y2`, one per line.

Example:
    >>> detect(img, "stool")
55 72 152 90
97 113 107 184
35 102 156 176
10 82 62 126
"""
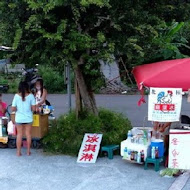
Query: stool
101 145 119 159
144 157 164 172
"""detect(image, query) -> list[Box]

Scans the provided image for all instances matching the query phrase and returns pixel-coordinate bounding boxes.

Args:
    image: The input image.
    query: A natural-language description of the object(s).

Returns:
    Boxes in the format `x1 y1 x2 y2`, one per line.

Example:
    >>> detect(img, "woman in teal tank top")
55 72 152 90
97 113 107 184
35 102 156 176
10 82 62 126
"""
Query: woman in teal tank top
12 82 36 156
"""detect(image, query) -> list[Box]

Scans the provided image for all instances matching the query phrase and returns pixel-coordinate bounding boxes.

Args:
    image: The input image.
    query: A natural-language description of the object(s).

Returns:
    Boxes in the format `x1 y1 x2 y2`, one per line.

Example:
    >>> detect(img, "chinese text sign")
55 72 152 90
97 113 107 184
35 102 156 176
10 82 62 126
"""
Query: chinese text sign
169 130 190 170
148 88 182 122
77 133 103 163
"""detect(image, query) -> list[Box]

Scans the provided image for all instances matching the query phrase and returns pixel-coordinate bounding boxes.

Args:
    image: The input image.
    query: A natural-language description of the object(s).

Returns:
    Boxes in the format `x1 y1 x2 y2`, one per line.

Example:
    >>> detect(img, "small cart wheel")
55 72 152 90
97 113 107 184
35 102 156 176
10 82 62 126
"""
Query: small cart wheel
32 140 41 149
0 142 8 148
8 139 16 148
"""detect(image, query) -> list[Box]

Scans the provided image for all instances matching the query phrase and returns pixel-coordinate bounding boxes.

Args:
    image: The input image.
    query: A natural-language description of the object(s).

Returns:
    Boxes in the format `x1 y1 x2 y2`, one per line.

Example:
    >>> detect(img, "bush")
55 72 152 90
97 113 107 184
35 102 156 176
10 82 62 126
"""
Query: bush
42 109 132 155
8 78 20 93
0 73 20 93
38 66 66 93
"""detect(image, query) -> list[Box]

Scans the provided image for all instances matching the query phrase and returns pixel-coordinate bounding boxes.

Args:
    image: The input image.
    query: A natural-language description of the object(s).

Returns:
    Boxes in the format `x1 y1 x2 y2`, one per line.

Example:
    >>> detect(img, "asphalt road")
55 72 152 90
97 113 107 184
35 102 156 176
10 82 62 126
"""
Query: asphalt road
3 94 190 127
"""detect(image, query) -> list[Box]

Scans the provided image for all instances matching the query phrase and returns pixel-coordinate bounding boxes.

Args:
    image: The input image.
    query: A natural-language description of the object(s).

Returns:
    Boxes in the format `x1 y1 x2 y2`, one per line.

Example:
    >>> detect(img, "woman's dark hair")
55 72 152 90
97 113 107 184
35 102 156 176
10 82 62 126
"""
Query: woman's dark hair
36 79 44 97
18 81 30 101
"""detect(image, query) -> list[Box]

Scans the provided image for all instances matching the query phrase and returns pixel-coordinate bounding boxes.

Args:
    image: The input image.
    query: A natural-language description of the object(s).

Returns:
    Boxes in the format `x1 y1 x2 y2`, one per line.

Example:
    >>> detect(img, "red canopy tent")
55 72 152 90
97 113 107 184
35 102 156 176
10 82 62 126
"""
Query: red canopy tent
132 58 190 105
133 58 190 91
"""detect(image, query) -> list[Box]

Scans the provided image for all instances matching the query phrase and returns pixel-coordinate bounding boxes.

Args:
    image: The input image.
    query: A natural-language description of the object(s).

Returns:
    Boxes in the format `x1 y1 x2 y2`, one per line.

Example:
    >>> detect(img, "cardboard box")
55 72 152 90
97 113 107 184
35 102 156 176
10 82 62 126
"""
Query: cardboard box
11 114 49 139
31 114 49 138
0 136 8 143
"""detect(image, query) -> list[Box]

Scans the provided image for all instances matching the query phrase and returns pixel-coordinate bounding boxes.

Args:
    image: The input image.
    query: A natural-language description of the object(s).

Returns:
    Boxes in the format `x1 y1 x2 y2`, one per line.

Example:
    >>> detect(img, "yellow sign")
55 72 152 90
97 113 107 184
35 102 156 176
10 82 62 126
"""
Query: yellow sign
0 136 8 143
32 114 40 127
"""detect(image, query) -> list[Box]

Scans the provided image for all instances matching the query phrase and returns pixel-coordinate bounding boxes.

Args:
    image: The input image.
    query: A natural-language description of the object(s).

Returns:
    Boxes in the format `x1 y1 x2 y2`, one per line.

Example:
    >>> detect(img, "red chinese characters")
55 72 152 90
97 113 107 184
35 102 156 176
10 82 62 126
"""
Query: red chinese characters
172 149 179 157
86 134 99 143
172 159 179 168
83 144 97 152
171 137 179 169
154 104 175 111
171 138 179 145
79 134 101 163
80 153 94 161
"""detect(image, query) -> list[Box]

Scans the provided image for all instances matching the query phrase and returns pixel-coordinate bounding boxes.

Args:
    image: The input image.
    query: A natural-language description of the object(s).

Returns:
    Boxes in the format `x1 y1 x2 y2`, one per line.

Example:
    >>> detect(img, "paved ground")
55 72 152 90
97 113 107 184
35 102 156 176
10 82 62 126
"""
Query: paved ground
2 94 190 189
0 149 176 190
3 94 190 127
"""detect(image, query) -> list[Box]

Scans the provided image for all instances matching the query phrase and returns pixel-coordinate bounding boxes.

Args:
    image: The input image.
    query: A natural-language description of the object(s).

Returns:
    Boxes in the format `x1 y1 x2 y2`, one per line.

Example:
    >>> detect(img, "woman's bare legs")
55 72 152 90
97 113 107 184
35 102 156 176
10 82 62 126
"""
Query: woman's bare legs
16 125 23 156
25 124 32 156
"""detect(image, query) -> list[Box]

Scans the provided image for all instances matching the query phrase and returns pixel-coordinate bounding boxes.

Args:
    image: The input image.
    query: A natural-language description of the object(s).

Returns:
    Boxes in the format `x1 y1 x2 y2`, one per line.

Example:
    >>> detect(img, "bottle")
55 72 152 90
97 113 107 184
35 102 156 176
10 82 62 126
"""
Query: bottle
127 130 132 141
151 147 155 159
38 106 42 113
137 151 141 163
131 151 134 160
143 131 147 145
155 147 159 159
134 151 137 161
41 106 44 115
139 137 143 145
148 130 151 142
124 147 128 159
141 150 144 163
2 126 7 136
128 149 131 158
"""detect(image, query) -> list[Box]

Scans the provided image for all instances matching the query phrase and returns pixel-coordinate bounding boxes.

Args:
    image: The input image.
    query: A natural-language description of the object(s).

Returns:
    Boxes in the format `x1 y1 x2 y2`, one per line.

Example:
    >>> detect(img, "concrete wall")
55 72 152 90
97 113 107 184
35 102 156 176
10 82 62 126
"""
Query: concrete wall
99 59 121 82
6 64 25 73
0 59 25 73
0 59 7 72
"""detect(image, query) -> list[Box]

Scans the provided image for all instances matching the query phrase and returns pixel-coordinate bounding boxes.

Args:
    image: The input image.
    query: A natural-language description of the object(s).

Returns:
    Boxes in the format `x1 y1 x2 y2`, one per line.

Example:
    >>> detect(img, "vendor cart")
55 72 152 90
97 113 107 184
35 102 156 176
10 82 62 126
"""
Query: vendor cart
0 117 9 148
7 113 49 149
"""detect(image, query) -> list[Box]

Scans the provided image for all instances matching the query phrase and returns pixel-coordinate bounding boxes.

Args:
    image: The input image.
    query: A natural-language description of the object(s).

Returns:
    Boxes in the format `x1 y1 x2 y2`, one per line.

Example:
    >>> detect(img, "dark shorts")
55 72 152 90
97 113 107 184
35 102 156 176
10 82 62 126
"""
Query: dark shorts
15 122 33 126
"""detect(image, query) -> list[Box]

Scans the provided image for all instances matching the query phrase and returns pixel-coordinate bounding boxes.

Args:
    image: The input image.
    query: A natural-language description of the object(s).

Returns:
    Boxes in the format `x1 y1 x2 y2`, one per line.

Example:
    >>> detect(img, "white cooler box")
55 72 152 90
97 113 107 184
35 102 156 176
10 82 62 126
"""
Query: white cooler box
121 140 151 160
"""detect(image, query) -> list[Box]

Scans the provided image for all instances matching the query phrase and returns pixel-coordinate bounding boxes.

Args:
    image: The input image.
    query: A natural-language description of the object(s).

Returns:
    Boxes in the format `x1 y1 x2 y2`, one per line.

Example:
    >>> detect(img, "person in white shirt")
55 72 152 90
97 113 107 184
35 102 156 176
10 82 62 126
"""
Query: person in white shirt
35 79 47 111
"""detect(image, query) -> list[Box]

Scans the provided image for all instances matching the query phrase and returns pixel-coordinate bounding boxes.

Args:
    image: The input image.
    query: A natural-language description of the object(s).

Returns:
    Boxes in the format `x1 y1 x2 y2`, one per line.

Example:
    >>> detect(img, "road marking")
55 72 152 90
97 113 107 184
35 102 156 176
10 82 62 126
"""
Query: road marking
168 172 190 190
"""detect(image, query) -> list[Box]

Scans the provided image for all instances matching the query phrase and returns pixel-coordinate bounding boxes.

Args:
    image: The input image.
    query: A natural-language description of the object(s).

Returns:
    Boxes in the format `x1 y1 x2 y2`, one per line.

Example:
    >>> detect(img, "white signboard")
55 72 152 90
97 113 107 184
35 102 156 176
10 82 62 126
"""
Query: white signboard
77 133 103 163
169 129 190 170
148 88 182 122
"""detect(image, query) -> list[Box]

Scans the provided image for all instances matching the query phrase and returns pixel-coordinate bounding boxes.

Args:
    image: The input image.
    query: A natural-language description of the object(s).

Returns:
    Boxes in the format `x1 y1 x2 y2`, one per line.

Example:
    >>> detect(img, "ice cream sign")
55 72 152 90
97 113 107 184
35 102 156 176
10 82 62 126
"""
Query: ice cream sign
77 133 103 163
148 88 182 122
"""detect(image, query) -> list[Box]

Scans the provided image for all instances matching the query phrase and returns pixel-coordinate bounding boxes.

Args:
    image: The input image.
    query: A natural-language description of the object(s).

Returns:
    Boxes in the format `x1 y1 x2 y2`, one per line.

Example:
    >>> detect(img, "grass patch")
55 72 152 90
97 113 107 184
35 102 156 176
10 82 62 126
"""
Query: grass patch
42 109 132 156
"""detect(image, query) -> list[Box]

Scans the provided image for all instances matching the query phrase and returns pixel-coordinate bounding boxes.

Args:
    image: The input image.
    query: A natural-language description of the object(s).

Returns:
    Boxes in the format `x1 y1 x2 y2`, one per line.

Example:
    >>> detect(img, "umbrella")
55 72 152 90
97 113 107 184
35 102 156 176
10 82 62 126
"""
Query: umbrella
132 58 190 105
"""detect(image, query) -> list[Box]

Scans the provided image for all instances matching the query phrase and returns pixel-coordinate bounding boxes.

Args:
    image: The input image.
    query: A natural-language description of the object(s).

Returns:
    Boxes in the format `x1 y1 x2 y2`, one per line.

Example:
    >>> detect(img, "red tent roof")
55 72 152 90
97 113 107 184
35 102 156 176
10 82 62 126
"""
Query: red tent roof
132 58 190 91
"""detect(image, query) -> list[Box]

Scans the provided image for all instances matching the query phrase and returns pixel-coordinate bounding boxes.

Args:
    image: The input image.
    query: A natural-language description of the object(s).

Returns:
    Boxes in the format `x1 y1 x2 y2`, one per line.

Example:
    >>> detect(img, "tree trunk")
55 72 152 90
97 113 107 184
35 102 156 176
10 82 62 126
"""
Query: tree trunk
74 64 98 115
75 77 82 118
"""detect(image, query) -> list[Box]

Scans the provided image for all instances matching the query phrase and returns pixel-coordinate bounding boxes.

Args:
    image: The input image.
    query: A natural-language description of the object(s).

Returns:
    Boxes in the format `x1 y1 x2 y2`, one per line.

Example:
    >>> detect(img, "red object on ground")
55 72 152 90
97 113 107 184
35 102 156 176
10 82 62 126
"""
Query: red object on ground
132 58 190 91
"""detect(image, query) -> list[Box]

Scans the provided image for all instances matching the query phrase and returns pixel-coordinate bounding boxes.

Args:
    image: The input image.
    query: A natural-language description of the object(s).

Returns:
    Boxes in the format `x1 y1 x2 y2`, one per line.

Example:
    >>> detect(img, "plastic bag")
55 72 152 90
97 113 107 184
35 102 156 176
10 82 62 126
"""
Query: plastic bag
7 121 17 136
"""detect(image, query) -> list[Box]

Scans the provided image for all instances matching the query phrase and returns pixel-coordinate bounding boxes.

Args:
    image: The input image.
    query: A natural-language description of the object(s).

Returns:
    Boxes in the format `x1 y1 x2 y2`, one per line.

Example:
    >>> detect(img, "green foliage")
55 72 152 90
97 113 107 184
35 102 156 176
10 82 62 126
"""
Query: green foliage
43 109 132 155
0 76 8 84
0 0 117 86
109 0 190 67
38 66 66 93
1 0 190 92
151 22 190 60
13 27 23 50
0 74 20 93
80 0 110 7
8 78 20 94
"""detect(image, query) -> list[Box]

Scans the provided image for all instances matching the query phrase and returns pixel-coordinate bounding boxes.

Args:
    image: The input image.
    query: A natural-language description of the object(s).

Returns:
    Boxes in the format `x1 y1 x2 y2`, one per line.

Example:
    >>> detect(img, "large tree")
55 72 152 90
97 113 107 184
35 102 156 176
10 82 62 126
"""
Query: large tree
0 0 116 115
1 0 190 114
